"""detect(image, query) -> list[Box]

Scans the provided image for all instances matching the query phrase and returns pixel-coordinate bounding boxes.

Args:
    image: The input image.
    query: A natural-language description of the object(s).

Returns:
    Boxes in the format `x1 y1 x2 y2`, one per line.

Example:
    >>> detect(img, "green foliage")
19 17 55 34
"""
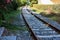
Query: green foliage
31 0 37 4
21 0 27 4
17 0 27 6
0 0 28 31
6 1 18 11
0 0 18 26
2 10 28 31
4 23 27 31
11 1 18 10
40 12 60 23
30 2 33 6
4 10 20 23
30 0 38 7
52 5 60 12
0 0 18 11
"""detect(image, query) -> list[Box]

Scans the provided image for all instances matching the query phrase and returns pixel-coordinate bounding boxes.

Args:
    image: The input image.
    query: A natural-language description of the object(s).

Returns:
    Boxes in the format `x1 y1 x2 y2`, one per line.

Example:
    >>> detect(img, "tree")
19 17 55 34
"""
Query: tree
16 0 27 6
30 0 38 7
30 0 38 4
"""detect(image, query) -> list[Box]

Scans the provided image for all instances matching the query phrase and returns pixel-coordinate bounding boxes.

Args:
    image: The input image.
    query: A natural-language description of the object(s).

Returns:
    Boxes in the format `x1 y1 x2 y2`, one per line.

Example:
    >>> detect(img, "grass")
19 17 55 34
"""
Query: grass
49 16 60 24
31 4 60 24
4 23 28 31
31 7 44 13
4 10 20 23
31 4 60 14
40 13 60 24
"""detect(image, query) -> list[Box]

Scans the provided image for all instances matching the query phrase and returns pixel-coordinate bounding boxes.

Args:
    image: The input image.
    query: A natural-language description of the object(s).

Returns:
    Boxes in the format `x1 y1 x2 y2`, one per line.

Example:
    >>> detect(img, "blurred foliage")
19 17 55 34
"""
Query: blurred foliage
31 4 60 23
32 4 60 13
0 0 18 22
30 0 38 7
0 0 18 11
0 0 28 30
30 0 38 4
0 9 20 25
4 10 20 23
16 0 27 6
40 12 60 24
0 0 18 26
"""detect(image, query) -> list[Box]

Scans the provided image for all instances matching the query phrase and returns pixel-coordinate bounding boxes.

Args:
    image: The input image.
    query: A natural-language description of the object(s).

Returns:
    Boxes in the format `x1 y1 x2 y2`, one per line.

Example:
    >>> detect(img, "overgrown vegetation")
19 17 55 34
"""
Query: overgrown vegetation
17 0 27 6
0 9 27 30
31 4 60 13
31 4 60 23
40 12 60 24
30 0 38 7
0 0 28 30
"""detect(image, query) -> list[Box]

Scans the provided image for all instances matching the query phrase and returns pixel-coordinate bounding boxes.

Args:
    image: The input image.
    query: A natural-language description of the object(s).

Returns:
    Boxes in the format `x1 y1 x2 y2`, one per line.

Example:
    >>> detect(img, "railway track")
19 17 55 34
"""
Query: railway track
0 27 16 40
27 9 60 32
22 9 60 40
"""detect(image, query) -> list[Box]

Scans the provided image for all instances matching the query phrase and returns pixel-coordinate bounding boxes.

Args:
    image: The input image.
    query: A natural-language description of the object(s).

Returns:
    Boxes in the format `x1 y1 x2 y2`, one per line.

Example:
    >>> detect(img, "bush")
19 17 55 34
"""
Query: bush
30 0 38 7
16 0 27 6
0 0 19 26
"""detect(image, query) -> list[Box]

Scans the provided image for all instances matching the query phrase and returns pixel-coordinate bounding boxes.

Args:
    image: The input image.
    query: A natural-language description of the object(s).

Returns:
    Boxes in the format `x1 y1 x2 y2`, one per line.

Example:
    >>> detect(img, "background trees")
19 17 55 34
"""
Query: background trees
30 0 38 6
16 0 27 6
30 0 38 4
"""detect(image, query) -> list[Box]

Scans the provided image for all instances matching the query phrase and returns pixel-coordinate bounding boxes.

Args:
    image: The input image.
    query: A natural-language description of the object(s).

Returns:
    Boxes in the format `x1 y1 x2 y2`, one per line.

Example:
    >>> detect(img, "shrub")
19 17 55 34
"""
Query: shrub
16 0 27 6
